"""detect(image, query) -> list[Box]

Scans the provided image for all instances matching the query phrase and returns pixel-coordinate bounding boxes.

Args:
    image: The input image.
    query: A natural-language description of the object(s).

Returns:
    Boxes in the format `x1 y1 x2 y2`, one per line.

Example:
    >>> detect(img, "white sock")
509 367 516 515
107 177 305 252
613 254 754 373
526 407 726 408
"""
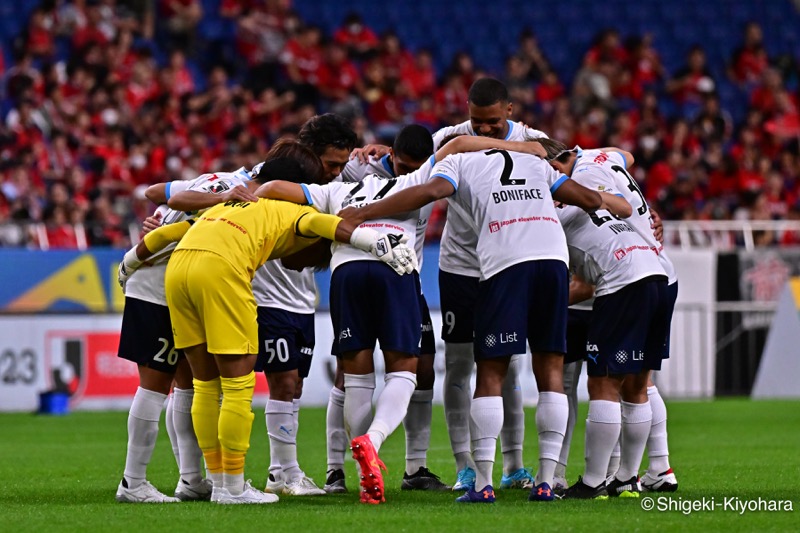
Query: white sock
443 342 475 471
165 393 180 469
172 387 203 485
646 385 671 474
343 373 376 442
470 396 504 490
500 354 525 474
367 371 417 452
607 440 621 478
326 386 347 472
223 473 244 495
557 361 582 477
583 400 621 488
123 387 166 488
266 399 302 483
293 398 301 435
403 389 433 474
535 391 567 487
617 401 652 481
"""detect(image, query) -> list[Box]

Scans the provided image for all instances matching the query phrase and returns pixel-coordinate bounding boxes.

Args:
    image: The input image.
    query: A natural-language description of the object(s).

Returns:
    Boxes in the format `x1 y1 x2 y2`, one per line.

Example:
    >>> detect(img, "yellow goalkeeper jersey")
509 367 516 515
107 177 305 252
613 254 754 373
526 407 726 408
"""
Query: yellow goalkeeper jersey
175 198 321 278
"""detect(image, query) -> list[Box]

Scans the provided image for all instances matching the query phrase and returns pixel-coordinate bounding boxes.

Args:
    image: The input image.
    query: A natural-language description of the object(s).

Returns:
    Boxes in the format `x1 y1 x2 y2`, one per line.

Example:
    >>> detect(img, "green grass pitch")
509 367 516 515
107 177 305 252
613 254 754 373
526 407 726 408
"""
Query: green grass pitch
2 399 798 532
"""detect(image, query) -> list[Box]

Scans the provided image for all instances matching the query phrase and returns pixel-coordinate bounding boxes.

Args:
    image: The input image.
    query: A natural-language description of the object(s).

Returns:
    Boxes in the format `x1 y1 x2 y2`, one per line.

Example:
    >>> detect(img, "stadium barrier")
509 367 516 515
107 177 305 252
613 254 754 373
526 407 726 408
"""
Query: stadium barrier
2 245 798 411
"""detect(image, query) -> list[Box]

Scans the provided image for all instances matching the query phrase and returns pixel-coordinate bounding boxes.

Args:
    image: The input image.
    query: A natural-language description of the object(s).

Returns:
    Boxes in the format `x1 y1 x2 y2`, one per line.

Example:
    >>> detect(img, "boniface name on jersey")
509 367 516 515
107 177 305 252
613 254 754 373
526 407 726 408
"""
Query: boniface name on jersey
492 188 544 203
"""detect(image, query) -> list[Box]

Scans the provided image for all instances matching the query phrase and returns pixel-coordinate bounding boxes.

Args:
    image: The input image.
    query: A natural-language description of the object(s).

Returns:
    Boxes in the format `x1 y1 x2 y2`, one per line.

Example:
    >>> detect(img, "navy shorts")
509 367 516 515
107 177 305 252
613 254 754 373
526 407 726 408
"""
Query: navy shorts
419 292 436 356
118 297 184 374
565 308 592 365
438 270 479 343
586 275 670 377
254 308 315 377
474 260 568 360
330 261 422 356
661 282 678 359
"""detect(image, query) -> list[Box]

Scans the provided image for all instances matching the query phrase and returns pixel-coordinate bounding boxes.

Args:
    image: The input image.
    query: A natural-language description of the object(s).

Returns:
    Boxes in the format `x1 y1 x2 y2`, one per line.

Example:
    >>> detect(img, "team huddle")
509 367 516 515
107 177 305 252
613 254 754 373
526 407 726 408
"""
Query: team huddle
114 78 678 505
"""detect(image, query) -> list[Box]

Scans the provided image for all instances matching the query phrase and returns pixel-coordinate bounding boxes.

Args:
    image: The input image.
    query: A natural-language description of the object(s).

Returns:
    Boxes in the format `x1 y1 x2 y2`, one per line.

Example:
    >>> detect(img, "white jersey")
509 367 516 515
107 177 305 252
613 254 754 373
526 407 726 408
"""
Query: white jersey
302 155 436 272
335 154 433 269
125 167 254 306
252 260 316 314
337 154 394 183
572 149 678 285
556 195 666 297
432 149 568 281
434 120 549 277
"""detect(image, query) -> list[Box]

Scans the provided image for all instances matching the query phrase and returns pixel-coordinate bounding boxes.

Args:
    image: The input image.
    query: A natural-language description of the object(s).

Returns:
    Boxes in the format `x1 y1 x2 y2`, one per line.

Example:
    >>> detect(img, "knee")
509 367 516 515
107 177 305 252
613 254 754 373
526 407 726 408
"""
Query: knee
267 372 299 401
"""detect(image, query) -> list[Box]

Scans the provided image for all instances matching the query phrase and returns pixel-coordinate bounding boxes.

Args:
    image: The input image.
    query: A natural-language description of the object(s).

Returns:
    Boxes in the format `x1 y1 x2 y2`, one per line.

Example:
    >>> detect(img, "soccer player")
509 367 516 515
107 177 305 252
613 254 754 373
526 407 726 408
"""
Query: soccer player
538 139 671 500
338 141 632 503
165 139 334 496
434 78 548 491
298 113 359 182
258 133 548 504
114 164 260 504
118 157 415 505
324 125 450 493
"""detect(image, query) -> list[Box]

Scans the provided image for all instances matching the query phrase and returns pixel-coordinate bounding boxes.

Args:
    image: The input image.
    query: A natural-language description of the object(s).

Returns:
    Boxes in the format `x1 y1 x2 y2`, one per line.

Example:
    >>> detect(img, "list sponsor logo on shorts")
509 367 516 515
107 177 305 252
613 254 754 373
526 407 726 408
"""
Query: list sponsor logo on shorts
615 350 628 364
485 334 497 348
338 327 352 341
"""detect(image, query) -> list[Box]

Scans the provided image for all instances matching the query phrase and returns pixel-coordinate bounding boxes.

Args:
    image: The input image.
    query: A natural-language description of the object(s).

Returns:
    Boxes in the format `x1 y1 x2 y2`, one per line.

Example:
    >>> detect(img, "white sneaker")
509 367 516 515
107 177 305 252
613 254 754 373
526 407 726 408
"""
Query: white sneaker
265 473 285 494
282 475 326 496
641 468 678 492
213 480 280 504
116 480 180 503
174 477 213 501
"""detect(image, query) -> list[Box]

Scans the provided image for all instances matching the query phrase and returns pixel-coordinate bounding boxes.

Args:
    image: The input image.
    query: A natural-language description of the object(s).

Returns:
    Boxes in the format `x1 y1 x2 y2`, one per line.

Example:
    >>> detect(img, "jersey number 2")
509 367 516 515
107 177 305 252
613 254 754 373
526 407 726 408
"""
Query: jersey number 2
485 149 526 186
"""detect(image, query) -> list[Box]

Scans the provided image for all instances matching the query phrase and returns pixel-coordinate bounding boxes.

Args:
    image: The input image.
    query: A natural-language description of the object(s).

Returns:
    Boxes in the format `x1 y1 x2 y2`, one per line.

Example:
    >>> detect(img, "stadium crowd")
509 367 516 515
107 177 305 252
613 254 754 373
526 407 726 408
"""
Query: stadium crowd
1 0 799 248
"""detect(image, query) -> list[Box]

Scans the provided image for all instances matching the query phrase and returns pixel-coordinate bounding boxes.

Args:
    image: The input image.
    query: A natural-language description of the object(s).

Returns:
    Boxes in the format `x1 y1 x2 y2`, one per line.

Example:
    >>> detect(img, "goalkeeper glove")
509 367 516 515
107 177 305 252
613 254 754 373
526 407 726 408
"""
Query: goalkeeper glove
350 227 416 275
117 247 144 290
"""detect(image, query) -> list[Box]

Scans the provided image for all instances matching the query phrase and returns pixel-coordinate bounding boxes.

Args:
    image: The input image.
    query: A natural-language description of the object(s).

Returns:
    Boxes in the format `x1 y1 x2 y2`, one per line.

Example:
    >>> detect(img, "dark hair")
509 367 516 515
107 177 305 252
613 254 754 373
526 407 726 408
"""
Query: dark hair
297 113 358 156
536 137 574 163
256 139 324 184
393 124 433 161
467 78 509 107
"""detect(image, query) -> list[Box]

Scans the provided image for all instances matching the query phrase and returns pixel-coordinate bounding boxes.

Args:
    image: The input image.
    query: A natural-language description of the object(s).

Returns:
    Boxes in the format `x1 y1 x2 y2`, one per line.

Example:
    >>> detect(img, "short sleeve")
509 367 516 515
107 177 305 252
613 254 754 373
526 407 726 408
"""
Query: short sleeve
300 183 331 212
431 155 460 192
572 166 618 194
338 159 363 183
607 151 627 169
166 179 193 199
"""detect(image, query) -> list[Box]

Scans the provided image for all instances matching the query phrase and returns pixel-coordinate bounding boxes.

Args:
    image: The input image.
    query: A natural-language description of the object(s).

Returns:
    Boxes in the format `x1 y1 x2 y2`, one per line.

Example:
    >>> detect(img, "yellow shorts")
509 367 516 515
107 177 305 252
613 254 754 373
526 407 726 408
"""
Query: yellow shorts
165 249 258 354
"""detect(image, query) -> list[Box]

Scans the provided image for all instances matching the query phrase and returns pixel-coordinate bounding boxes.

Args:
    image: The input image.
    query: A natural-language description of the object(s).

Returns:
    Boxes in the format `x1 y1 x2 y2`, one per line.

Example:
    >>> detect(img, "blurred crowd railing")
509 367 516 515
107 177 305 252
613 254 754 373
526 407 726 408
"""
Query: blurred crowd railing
663 220 800 251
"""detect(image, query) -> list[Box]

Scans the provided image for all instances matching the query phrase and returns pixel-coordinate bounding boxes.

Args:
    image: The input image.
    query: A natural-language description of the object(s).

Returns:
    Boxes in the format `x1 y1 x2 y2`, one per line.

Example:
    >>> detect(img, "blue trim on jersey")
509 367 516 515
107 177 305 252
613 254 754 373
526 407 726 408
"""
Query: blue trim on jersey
432 173 458 193
380 154 395 177
428 154 436 167
550 174 569 193
234 166 252 181
300 184 313 205
165 182 172 201
504 120 514 140
610 151 627 169
614 193 624 197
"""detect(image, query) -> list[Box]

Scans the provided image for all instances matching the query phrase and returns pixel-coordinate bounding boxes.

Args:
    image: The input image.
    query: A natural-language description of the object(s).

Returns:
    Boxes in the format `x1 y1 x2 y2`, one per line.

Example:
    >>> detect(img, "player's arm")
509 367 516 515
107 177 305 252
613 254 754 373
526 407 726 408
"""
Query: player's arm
552 180 632 218
117 221 193 287
599 147 635 168
255 180 310 204
436 135 546 160
293 211 415 275
145 183 168 204
168 182 259 211
568 272 595 305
